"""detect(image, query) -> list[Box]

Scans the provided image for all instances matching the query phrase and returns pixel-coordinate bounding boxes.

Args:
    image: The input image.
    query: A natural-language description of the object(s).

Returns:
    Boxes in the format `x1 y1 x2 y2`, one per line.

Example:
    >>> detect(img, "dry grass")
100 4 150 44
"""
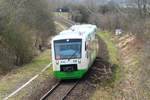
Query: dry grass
0 50 52 99
91 32 148 100
113 34 149 100
54 12 71 20
91 31 121 100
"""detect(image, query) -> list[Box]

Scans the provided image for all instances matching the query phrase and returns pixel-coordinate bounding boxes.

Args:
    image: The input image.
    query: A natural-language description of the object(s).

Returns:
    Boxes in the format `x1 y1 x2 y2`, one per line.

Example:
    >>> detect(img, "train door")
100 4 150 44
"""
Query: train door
87 36 93 67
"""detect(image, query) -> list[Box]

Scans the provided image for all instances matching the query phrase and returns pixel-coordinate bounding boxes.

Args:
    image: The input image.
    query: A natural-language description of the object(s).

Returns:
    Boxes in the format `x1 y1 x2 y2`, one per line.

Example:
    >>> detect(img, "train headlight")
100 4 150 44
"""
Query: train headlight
56 60 59 65
78 60 81 64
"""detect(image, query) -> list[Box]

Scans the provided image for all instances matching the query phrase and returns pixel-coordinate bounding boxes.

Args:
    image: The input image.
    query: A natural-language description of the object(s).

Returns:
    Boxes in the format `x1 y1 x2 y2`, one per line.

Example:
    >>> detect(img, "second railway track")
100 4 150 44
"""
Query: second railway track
40 80 80 100
55 16 76 27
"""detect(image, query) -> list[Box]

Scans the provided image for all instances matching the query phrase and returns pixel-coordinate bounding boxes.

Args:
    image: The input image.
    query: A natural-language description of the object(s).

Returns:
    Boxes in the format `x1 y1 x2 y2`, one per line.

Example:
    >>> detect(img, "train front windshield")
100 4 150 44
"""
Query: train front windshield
54 39 82 60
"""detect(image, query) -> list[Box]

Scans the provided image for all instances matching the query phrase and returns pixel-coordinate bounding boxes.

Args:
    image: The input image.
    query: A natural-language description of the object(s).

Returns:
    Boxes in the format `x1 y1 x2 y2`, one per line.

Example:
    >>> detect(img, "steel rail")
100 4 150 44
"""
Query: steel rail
40 80 80 100
61 80 80 100
40 81 61 100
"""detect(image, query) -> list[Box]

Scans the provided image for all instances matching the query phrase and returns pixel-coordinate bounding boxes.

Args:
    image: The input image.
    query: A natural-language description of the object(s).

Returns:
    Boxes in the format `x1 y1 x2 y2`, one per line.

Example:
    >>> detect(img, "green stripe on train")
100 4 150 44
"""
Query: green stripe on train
53 69 88 79
53 51 97 79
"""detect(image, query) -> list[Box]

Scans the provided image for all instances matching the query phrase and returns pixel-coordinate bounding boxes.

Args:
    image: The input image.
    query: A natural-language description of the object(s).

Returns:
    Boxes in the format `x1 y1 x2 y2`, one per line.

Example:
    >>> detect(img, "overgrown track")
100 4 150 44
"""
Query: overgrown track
40 80 80 100
55 16 76 27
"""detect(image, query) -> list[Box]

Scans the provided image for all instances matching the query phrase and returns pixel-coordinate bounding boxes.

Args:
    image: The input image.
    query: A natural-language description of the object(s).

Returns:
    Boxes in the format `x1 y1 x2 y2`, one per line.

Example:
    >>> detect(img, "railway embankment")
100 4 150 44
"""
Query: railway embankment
90 32 147 100
0 50 55 99
114 34 149 100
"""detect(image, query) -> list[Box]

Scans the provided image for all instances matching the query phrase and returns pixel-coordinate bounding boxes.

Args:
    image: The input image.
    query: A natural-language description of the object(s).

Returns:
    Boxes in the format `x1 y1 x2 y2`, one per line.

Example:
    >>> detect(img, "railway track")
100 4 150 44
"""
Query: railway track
40 16 112 100
55 16 76 27
40 43 112 100
40 80 80 100
39 16 79 100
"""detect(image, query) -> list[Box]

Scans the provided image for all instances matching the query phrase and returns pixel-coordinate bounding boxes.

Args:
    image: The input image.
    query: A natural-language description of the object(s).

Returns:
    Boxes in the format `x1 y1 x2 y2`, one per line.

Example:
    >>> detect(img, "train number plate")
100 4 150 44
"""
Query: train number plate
60 64 77 72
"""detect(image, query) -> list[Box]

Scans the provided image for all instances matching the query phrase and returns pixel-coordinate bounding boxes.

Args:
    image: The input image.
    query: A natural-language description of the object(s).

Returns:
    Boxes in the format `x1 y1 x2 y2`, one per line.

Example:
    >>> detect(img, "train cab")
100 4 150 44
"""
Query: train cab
51 24 98 79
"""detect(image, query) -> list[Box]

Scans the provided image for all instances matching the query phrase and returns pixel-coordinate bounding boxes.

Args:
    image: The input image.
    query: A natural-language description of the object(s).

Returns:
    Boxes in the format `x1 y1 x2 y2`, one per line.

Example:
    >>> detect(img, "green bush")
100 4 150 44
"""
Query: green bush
71 5 90 23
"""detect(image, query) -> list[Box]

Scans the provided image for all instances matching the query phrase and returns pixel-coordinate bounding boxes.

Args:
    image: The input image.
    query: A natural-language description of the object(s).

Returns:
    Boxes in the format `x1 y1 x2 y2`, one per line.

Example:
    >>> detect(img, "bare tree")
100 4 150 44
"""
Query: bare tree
0 0 55 71
127 0 150 18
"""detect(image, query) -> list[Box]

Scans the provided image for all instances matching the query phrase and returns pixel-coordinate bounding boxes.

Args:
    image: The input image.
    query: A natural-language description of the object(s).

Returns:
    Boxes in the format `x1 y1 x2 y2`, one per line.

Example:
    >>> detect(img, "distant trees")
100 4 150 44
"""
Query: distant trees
71 5 91 23
0 0 55 72
128 0 150 18
70 1 121 30
83 0 150 39
98 1 118 14
124 0 150 39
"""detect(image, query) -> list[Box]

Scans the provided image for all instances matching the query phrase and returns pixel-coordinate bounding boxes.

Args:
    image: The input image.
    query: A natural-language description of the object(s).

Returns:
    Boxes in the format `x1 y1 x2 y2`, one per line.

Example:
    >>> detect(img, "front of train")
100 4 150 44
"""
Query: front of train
51 31 87 79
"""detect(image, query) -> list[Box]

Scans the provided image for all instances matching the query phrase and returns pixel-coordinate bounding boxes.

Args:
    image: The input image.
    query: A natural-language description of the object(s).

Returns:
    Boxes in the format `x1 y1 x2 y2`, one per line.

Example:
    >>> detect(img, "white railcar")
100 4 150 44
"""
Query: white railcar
51 24 99 79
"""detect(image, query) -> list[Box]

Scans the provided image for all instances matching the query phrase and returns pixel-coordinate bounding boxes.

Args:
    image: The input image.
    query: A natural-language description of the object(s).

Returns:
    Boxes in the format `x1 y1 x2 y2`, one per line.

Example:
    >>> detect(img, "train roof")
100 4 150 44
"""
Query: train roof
70 24 97 31
52 24 97 41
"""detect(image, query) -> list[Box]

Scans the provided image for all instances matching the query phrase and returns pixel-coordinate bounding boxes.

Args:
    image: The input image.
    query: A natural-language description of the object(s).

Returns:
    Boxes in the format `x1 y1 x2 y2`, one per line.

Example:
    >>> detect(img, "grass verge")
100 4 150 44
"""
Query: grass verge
91 31 121 100
0 50 52 99
98 31 121 85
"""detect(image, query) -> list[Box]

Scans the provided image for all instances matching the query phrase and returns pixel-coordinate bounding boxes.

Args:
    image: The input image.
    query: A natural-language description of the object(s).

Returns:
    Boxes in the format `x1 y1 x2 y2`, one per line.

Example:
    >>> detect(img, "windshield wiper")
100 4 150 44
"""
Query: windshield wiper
68 50 79 61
